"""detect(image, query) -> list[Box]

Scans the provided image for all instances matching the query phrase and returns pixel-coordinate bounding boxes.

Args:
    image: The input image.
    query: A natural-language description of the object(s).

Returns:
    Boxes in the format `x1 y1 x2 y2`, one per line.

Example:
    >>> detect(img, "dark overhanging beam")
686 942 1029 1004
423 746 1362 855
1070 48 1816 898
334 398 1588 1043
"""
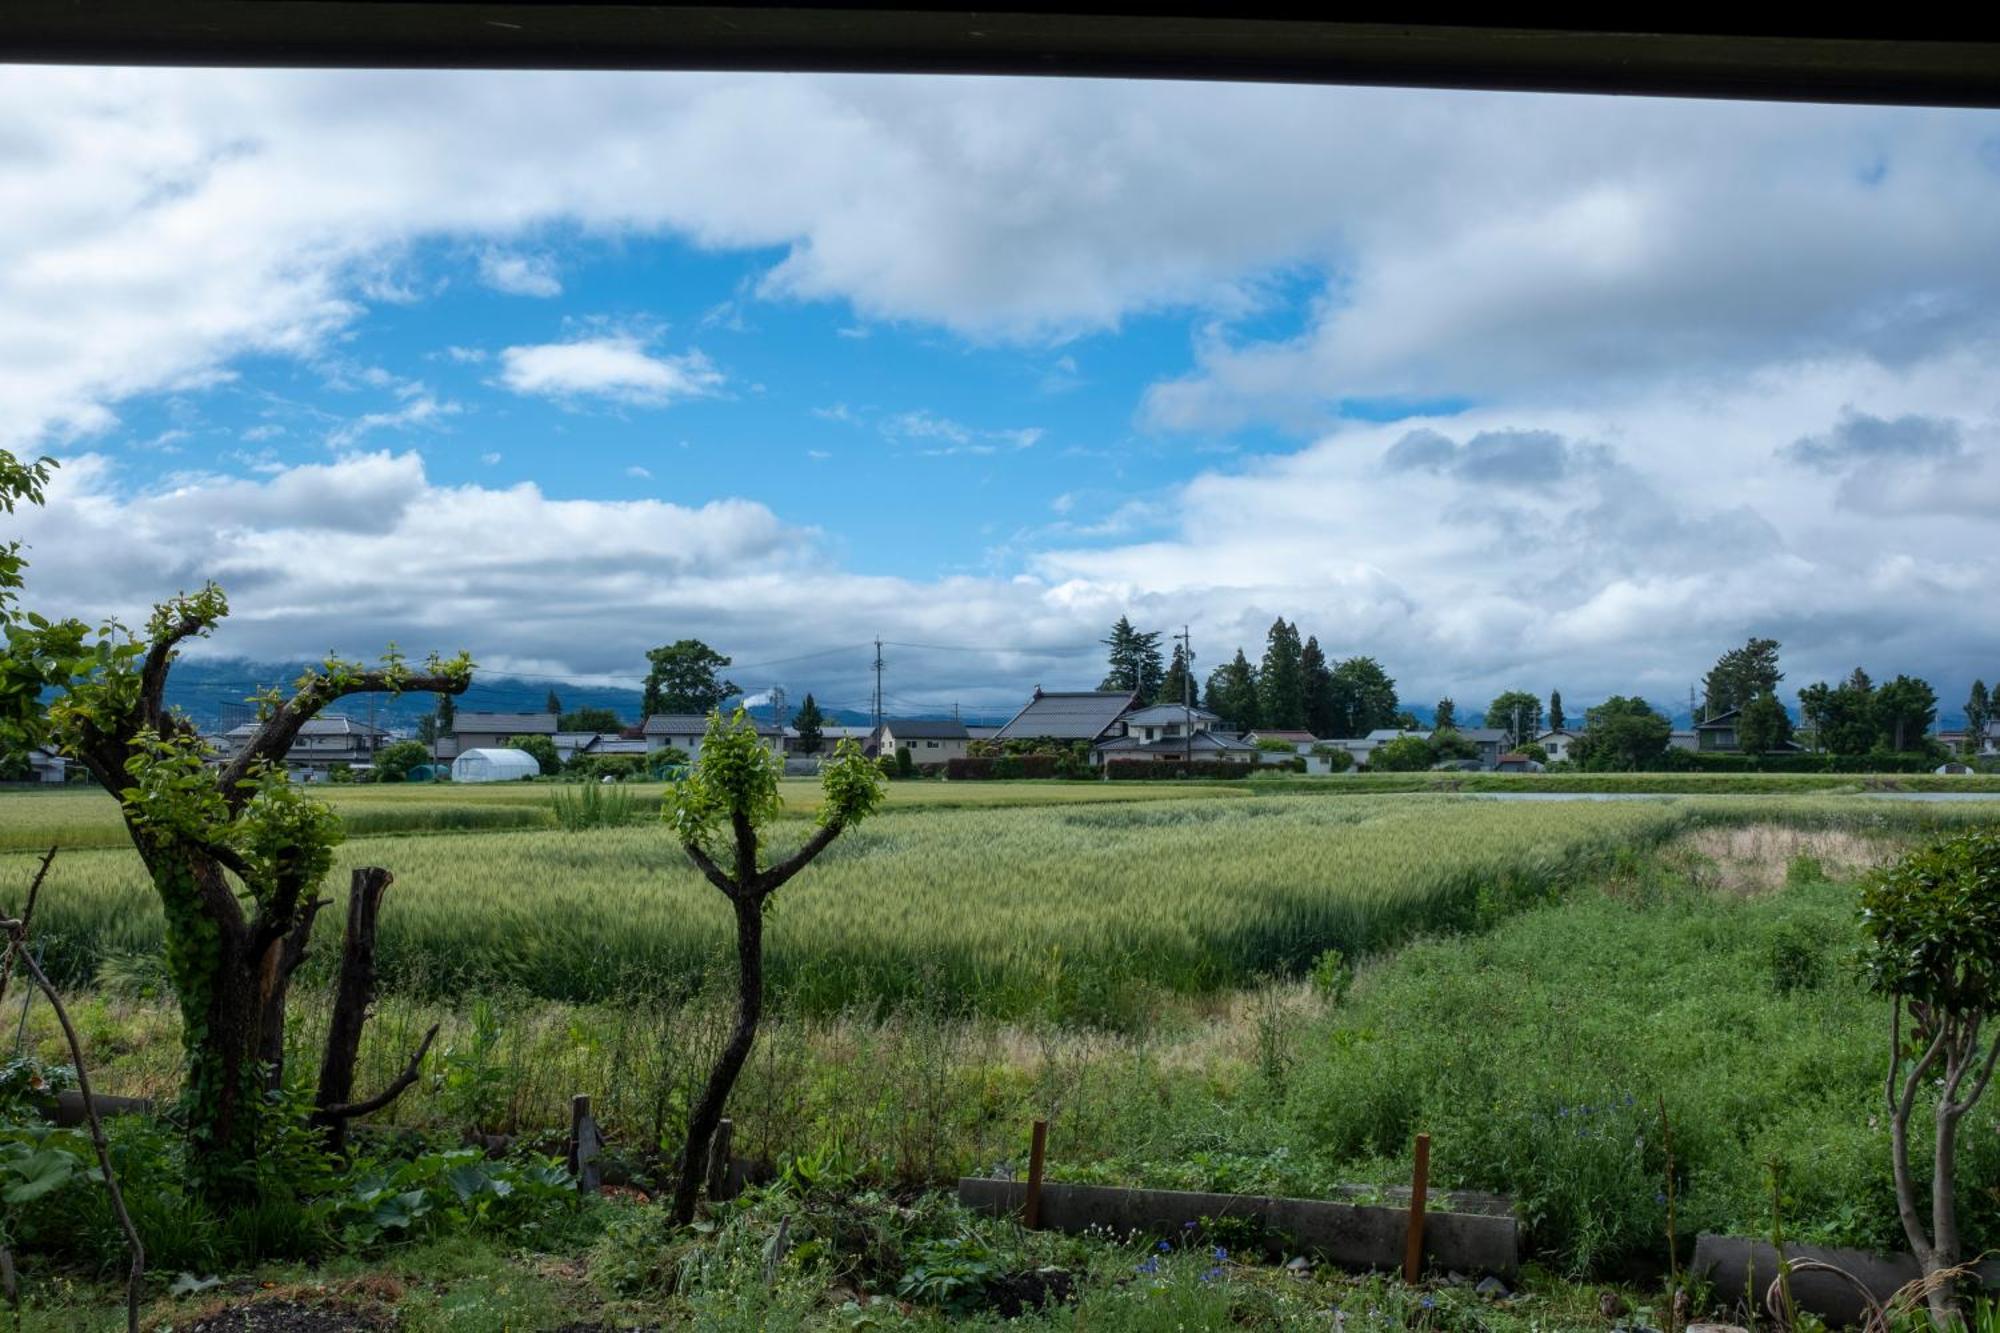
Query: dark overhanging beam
2 6 1998 109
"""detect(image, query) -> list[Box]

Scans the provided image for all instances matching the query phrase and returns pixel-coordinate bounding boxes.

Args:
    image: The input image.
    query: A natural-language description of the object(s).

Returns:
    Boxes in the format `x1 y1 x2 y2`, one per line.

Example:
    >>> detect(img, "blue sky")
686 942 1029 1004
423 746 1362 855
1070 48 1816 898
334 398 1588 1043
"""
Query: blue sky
5 69 2000 719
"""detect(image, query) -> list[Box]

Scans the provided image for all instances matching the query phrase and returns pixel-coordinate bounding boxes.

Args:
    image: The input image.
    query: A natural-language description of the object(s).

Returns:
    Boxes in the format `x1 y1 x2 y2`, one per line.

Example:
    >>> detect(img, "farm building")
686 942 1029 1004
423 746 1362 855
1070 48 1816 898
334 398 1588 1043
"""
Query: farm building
451 711 559 751
992 688 1138 749
450 747 541 783
643 713 785 758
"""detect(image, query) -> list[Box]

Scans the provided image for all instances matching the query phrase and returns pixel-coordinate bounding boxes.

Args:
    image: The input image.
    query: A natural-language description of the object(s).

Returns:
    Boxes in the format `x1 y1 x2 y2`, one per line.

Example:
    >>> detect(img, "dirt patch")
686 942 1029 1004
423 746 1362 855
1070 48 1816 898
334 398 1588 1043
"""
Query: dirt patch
180 1301 385 1333
985 1268 1075 1318
1674 824 1899 894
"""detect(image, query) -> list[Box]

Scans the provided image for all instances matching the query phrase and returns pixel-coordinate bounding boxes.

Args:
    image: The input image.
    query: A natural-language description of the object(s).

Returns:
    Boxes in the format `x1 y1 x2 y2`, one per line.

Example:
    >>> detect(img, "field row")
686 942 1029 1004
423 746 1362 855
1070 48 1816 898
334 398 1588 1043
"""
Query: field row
16 794 1997 1023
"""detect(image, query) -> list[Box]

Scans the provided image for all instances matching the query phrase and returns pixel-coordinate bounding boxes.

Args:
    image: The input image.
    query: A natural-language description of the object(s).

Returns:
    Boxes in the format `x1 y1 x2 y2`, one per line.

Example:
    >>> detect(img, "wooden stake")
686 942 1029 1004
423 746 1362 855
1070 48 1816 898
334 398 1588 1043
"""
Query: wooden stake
568 1094 602 1194
1024 1119 1049 1229
1403 1132 1430 1284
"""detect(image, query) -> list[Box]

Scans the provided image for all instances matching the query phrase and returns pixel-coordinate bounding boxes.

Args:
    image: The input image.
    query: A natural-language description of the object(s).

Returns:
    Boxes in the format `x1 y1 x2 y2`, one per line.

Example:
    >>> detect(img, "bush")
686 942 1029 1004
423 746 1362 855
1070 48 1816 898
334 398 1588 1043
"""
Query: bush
1369 736 1435 771
373 739 430 782
1104 760 1258 780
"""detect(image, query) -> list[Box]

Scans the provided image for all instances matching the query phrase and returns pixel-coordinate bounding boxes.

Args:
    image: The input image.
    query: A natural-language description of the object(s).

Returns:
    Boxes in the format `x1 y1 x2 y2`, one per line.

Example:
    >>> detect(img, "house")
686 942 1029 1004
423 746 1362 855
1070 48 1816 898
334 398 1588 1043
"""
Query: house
1095 704 1255 765
1535 728 1583 764
1668 730 1698 751
877 718 972 763
1694 709 1742 752
785 724 876 756
965 724 1002 742
1494 752 1545 773
1458 728 1511 769
24 748 67 784
992 688 1139 752
643 713 784 758
218 714 388 777
1937 722 2000 757
451 711 559 751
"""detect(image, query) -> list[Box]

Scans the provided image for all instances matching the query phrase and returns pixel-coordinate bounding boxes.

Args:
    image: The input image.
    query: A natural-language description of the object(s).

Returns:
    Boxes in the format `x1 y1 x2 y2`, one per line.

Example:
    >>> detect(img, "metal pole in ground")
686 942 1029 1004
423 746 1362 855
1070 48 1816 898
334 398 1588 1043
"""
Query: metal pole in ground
1403 1132 1431 1284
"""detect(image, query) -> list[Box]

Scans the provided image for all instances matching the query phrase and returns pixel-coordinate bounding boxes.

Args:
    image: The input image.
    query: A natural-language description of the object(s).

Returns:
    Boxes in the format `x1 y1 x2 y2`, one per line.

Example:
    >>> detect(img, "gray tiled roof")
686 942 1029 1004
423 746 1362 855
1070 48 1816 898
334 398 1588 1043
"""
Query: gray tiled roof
453 712 558 735
880 719 970 740
224 715 385 739
643 713 782 736
1121 703 1221 727
994 690 1137 742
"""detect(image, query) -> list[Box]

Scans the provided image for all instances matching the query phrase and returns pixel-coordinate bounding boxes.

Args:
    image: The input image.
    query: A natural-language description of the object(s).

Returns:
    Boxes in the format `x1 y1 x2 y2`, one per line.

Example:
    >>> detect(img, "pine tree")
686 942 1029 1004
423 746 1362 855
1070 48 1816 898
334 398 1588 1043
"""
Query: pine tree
1702 637 1783 718
1301 636 1335 738
1434 697 1457 731
793 693 826 755
1256 618 1306 730
1159 642 1194 710
1099 617 1166 704
1965 680 1991 756
545 688 562 717
1206 650 1260 731
1548 690 1565 731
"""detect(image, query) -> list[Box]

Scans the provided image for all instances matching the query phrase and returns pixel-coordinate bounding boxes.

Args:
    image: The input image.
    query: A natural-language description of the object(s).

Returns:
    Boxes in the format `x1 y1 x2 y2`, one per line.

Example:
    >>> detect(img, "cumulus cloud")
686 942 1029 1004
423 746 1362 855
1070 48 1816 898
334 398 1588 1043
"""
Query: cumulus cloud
1784 408 1963 471
476 249 562 298
497 337 723 406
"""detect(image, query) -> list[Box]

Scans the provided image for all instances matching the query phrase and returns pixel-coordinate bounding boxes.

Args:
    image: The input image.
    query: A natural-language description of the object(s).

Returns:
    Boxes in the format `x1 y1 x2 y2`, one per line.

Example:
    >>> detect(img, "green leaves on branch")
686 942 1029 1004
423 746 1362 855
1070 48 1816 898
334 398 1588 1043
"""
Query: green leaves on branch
1860 831 2000 1016
816 737 886 831
664 711 884 859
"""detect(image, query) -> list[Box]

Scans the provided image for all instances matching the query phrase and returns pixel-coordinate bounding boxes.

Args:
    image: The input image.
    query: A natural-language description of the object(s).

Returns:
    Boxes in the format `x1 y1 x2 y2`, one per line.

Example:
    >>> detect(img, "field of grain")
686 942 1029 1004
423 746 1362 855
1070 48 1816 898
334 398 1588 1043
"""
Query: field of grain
11 786 1997 1023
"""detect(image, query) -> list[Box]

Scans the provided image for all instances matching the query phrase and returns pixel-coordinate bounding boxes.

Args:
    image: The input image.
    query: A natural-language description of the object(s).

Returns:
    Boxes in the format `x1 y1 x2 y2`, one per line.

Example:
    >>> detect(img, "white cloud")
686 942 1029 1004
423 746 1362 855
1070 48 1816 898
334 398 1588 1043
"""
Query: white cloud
497 336 723 407
476 249 562 298
625 465 653 479
882 411 1042 456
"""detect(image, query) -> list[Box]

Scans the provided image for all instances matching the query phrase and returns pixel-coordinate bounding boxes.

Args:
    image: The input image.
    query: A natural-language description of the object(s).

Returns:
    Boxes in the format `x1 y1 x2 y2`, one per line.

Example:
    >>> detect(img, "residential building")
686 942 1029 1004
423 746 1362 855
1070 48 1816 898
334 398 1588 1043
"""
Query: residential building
1244 728 1317 749
992 688 1138 751
1494 752 1545 773
1095 703 1255 764
785 724 875 756
877 718 972 763
217 714 388 777
451 711 559 751
643 713 784 758
1668 730 1698 752
1938 722 2000 757
1694 709 1741 752
25 748 67 784
1534 727 1583 763
1458 727 1511 769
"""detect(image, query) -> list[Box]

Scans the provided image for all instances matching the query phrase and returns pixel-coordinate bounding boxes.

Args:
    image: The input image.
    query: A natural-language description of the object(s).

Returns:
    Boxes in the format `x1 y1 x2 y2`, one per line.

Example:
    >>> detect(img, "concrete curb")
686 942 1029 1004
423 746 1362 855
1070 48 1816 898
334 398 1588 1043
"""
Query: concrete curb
1692 1234 2000 1326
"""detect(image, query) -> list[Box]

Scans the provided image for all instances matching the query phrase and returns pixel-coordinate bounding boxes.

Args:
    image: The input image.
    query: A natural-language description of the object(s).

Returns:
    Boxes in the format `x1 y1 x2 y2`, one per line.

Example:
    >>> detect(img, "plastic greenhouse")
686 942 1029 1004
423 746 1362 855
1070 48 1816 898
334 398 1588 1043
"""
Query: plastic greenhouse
450 747 541 783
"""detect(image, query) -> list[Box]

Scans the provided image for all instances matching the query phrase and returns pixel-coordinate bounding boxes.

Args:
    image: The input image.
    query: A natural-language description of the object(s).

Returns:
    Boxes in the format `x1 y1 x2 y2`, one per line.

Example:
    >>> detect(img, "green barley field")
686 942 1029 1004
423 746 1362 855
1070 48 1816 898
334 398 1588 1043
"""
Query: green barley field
8 780 1999 1023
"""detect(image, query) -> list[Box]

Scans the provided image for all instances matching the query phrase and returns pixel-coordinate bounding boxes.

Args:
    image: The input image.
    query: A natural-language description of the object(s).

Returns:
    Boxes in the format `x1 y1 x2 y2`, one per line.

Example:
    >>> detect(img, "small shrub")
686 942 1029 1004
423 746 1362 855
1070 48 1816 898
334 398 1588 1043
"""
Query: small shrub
1768 923 1826 993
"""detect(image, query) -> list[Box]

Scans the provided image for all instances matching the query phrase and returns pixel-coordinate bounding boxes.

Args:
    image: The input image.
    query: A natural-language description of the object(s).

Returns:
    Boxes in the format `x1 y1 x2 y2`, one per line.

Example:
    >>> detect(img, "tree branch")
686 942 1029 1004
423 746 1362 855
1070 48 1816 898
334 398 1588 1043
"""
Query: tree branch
1952 1017 1999 1116
221 670 468 804
684 842 739 900
314 1023 439 1123
759 822 844 897
138 610 214 724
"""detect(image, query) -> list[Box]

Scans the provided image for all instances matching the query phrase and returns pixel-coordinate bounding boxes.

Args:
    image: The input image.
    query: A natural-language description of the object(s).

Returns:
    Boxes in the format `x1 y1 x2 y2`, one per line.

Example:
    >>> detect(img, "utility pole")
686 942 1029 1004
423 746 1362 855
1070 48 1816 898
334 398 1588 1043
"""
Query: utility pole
1177 625 1195 768
871 637 884 734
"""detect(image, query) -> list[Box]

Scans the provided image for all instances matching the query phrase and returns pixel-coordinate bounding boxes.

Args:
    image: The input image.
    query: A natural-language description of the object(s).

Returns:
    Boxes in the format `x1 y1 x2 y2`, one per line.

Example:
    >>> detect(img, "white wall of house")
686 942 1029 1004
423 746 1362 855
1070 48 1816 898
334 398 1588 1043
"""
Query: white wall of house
879 728 968 762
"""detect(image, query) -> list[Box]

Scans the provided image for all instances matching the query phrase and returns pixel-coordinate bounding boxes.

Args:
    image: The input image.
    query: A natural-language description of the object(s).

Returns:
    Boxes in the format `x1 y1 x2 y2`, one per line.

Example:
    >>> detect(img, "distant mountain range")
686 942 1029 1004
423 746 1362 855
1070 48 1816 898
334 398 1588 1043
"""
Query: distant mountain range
163 658 984 734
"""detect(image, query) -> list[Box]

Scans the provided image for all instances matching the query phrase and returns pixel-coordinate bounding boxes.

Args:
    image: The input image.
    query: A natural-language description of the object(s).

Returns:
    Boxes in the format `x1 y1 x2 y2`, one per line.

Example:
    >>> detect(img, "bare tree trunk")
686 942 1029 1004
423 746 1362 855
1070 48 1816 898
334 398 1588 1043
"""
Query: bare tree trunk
671 891 763 1225
314 868 392 1153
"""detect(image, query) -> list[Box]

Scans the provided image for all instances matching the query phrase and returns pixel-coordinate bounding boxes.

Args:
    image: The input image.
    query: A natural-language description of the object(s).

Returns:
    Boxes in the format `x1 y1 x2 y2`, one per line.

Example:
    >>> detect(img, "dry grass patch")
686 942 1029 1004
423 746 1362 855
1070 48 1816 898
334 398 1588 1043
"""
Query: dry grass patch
1673 822 1901 893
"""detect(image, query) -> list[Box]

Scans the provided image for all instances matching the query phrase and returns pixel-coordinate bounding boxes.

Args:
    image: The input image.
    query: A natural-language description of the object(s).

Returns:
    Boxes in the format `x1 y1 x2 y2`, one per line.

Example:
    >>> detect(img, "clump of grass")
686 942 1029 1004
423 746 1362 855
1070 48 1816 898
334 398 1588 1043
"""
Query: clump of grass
550 782 641 831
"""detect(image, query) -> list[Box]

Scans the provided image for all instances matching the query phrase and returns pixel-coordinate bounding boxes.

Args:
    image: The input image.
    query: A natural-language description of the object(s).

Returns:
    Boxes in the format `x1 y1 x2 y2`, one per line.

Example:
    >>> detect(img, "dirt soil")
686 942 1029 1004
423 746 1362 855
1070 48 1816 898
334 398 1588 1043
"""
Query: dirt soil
1673 823 1899 894
181 1301 384 1332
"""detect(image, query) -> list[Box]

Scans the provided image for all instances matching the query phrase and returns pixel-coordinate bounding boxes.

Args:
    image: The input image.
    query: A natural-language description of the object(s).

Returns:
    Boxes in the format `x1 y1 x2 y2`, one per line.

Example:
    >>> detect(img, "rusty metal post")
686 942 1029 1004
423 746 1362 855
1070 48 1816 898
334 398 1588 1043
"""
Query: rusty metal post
1024 1119 1049 1229
1403 1132 1431 1284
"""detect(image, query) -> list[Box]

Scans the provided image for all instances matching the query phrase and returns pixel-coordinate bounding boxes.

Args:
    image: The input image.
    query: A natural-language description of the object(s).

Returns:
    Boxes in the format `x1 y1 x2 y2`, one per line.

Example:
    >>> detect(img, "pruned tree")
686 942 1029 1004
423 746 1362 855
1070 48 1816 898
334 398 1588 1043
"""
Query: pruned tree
1860 832 2000 1328
27 583 470 1200
663 711 884 1223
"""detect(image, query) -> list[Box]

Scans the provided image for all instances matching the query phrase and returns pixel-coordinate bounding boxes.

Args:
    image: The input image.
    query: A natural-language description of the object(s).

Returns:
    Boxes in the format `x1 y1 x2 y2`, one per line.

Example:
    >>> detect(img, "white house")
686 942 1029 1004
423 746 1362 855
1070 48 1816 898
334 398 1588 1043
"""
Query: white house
1093 704 1256 765
877 719 972 763
642 713 784 759
1535 728 1583 763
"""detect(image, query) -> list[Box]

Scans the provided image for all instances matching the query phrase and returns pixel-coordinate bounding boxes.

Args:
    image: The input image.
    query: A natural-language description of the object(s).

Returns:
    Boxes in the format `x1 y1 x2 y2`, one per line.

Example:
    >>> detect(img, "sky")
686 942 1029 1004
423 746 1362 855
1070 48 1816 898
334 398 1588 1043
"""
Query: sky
4 67 1999 722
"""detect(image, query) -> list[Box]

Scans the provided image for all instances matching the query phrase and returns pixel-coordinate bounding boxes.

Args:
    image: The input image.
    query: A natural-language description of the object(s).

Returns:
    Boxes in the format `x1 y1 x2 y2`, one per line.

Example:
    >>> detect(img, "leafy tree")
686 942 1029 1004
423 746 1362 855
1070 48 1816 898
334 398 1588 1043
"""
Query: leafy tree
663 713 884 1223
508 733 560 775
1735 690 1792 756
435 691 456 733
1484 690 1543 748
1328 657 1399 737
1204 650 1261 731
1572 696 1671 770
415 714 438 745
25 584 470 1201
1433 697 1457 732
1548 690 1565 731
559 707 624 733
373 739 430 781
1369 735 1435 771
792 693 826 755
1431 729 1478 763
544 689 562 716
1860 832 2000 1325
1875 674 1938 752
1807 670 1881 757
643 640 739 717
1158 641 1195 711
1098 617 1165 704
1965 680 1991 757
1797 681 1831 753
1701 636 1783 719
1256 618 1306 730
1300 636 1335 736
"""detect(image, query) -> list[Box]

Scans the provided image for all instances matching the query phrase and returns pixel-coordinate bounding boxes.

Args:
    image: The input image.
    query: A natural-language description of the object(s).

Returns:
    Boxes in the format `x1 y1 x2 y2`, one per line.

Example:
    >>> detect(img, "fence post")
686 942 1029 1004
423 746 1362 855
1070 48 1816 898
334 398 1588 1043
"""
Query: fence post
1024 1119 1049 1229
1403 1132 1430 1284
568 1094 602 1194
